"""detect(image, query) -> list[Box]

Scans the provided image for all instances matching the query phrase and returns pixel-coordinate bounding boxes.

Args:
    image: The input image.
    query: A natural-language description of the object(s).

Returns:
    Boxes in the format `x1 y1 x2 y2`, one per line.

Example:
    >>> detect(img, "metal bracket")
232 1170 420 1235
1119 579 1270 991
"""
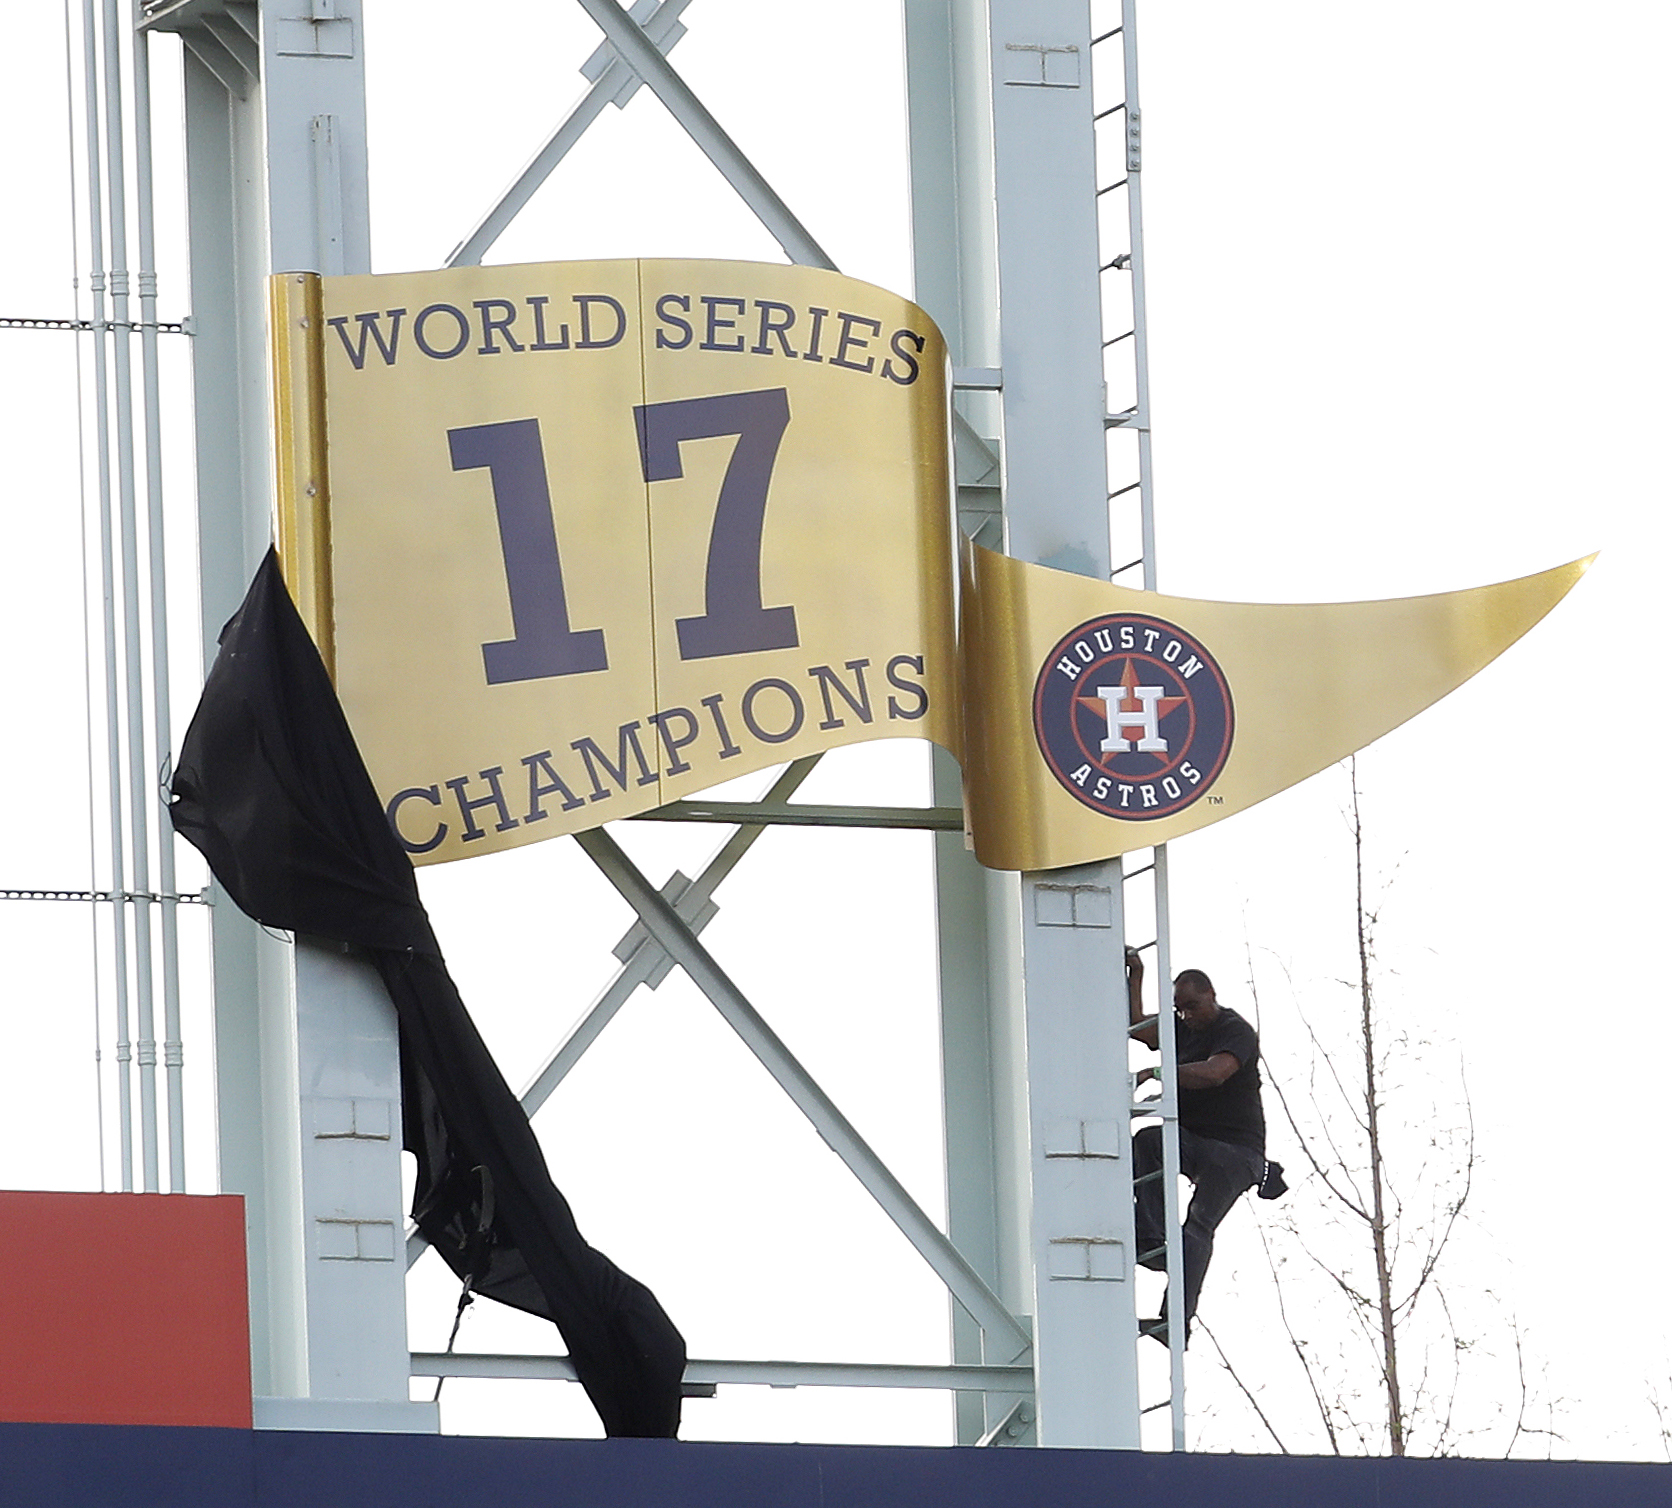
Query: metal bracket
316 1217 397 1261
579 0 689 107
1043 1118 1122 1159
274 13 355 59
610 869 718 989
1031 882 1113 929
1001 42 1082 89
1045 1237 1126 1282
977 1397 1036 1446
141 0 259 97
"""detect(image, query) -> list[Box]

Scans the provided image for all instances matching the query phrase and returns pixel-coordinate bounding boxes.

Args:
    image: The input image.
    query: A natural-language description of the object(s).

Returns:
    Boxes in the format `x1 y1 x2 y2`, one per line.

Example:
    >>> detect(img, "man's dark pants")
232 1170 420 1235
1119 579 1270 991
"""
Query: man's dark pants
1133 1125 1263 1327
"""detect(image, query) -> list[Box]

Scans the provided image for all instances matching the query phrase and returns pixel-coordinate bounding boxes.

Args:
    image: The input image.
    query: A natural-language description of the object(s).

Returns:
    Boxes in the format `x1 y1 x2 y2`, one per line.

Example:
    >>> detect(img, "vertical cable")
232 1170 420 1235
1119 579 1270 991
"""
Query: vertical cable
65 0 107 1192
101 0 161 1192
81 0 134 1192
130 0 184 1192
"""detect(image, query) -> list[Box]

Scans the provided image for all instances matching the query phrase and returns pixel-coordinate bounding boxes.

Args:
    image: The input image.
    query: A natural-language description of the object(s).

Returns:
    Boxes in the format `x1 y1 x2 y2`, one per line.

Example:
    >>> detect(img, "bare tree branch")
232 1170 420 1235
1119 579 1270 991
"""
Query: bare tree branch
1228 762 1554 1460
1348 759 1404 1454
1200 1317 1292 1454
1265 1059 1371 1222
1239 760 1547 1459
1393 1084 1475 1320
1646 1382 1672 1464
1504 1312 1532 1459
1255 1216 1341 1453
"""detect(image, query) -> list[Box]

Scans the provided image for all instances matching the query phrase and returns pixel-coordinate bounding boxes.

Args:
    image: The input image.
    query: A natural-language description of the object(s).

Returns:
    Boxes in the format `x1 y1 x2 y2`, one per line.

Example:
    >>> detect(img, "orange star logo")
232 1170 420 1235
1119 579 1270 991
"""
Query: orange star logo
1076 660 1187 762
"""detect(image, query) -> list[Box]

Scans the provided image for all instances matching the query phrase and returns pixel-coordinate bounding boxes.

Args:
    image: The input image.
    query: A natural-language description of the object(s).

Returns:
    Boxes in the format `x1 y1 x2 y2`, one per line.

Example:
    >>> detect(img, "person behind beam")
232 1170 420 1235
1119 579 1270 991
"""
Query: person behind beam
1127 948 1267 1344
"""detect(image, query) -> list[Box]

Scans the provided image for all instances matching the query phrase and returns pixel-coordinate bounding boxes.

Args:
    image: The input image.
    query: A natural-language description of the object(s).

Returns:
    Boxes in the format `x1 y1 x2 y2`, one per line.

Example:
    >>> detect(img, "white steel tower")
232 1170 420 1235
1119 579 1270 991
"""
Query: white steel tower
117 0 1186 1447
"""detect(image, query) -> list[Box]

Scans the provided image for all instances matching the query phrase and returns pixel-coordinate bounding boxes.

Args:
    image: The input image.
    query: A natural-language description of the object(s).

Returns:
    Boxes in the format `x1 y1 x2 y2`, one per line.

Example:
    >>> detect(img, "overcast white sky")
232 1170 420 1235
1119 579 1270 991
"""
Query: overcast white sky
1 0 1669 1460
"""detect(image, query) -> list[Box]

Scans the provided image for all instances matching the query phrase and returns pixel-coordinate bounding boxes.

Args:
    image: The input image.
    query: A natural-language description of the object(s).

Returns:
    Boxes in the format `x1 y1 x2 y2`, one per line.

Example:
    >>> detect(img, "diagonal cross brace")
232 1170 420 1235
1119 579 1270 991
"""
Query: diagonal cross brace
447 0 695 267
406 756 820 1269
610 869 718 990
577 0 690 105
574 824 1033 1362
433 3 1005 1325
454 0 996 479
570 0 835 269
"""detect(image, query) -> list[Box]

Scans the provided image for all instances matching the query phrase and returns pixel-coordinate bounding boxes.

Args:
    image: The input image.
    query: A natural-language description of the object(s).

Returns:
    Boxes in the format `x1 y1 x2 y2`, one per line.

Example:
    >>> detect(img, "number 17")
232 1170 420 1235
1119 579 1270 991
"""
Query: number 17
449 385 799 683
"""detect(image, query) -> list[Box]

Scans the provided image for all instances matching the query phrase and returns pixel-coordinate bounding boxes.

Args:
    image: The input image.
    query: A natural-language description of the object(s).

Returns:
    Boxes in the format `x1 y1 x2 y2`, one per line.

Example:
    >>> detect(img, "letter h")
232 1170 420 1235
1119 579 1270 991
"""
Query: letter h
1097 685 1168 753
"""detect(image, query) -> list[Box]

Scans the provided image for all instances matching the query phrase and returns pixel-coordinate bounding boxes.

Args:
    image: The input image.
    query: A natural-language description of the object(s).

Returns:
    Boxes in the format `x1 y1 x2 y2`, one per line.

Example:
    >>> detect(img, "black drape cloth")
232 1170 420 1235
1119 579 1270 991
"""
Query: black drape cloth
168 550 685 1439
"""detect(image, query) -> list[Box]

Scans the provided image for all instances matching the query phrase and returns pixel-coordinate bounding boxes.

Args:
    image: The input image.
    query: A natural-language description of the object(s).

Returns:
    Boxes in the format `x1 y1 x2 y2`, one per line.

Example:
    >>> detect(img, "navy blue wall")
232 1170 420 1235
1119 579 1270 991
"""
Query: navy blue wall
2 1421 1667 1508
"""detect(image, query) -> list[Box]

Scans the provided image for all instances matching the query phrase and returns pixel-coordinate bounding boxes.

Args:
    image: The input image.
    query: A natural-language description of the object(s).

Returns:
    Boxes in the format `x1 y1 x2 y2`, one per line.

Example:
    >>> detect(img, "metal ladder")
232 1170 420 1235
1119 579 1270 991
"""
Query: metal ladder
1093 0 1188 1450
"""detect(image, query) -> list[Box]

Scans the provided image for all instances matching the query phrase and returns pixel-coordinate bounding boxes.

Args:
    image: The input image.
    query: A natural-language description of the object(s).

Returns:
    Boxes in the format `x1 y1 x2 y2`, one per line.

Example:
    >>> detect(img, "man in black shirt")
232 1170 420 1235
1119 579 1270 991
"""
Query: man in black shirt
1127 949 1266 1343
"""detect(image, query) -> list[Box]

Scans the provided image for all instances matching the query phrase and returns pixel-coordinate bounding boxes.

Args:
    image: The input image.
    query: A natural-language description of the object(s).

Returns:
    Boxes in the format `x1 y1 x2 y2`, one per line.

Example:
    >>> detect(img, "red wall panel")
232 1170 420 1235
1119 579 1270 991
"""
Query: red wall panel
0 1191 251 1428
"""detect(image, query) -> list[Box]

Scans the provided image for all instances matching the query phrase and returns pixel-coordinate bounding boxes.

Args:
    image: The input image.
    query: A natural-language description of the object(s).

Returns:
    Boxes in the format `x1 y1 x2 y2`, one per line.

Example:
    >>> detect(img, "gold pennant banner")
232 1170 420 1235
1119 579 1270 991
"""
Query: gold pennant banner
271 257 1586 872
959 541 1588 870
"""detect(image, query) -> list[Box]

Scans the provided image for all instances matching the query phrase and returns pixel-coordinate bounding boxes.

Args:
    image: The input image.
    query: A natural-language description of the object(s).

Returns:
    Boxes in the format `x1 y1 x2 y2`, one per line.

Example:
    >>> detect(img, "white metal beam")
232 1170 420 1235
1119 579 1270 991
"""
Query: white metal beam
413 1353 1033 1392
630 800 963 831
991 0 1141 1447
908 0 1146 1451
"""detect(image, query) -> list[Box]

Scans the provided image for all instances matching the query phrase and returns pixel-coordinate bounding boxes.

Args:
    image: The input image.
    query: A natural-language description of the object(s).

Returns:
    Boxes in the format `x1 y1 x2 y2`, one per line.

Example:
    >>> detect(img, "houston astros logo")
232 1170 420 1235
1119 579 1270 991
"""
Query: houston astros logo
1032 613 1234 820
